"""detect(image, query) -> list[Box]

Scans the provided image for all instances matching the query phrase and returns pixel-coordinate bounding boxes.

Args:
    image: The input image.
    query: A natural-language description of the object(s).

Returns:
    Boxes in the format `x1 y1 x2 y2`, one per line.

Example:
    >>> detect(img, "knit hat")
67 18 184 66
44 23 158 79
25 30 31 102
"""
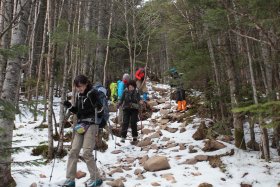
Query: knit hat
122 73 130 81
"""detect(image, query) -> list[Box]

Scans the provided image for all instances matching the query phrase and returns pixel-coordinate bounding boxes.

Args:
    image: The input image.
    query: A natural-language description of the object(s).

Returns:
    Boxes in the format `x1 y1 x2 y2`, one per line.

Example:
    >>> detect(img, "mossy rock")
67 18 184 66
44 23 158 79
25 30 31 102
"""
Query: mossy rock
32 145 48 157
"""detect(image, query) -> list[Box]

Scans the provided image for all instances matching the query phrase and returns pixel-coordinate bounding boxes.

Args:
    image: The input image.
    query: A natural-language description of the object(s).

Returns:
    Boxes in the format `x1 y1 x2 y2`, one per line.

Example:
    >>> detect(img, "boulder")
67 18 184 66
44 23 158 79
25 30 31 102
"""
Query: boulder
180 128 186 133
111 150 123 154
179 143 186 150
192 121 207 140
240 183 252 187
134 168 143 175
151 182 161 186
142 128 152 135
144 156 170 172
108 167 124 176
160 109 169 116
194 155 208 161
149 131 162 139
137 137 152 147
30 183 37 187
198 183 213 187
139 155 149 165
159 119 169 125
202 140 226 152
147 100 158 107
166 127 178 133
183 158 197 165
188 145 198 153
106 178 124 187
76 170 86 179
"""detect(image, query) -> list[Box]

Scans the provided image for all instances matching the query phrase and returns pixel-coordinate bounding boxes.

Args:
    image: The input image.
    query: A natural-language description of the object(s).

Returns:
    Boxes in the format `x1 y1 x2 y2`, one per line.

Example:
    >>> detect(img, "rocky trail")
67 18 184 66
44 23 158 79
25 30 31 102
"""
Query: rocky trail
12 82 280 187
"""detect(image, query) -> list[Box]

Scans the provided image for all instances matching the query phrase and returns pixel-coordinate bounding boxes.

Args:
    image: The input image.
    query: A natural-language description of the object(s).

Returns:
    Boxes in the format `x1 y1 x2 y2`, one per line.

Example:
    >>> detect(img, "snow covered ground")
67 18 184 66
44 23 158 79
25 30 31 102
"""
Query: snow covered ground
12 83 280 187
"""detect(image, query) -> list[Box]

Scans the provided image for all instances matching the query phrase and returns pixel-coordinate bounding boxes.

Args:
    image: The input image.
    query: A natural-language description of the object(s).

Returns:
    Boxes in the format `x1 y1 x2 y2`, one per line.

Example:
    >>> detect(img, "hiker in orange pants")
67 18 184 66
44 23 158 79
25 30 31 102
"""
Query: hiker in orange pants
176 88 187 111
168 68 187 111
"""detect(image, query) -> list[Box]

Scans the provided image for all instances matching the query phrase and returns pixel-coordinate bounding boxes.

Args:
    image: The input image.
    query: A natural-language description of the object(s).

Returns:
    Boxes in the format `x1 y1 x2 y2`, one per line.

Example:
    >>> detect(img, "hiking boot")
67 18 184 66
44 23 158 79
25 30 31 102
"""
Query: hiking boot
62 179 75 187
120 137 125 143
86 179 103 187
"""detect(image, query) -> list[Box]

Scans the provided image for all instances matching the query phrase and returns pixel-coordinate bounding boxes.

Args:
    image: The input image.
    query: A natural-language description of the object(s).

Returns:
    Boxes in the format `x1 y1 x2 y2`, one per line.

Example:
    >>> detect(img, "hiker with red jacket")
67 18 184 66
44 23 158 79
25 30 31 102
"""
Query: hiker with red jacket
135 67 148 101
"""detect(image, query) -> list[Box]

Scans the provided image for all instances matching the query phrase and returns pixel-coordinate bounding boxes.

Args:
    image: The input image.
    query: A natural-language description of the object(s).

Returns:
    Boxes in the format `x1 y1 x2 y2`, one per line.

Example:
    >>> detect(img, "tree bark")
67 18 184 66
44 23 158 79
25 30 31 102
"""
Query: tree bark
82 0 93 75
47 0 55 159
57 0 73 155
204 23 225 120
0 0 13 94
95 0 106 82
0 0 30 186
103 0 114 86
124 0 133 77
218 33 246 150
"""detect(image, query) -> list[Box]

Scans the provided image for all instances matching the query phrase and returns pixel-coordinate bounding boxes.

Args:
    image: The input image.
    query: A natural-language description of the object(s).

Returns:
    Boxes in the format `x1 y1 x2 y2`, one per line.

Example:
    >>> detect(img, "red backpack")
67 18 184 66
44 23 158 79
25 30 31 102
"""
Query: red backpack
135 68 145 81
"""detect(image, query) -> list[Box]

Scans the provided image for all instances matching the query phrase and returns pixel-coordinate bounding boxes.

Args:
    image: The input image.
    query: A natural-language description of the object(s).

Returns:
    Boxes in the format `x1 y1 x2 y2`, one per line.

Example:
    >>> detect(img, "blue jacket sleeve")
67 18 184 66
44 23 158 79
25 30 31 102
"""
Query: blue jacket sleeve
117 80 125 100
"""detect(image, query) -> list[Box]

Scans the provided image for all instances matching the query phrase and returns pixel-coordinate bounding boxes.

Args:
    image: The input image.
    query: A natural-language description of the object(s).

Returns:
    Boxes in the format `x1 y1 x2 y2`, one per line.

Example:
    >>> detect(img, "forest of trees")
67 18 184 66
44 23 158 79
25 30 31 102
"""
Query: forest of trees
0 0 279 186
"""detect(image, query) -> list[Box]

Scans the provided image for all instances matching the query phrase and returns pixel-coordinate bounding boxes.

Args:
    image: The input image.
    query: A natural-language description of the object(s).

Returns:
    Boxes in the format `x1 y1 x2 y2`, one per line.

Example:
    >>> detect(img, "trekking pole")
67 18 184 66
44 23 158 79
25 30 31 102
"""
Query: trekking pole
94 108 98 181
49 107 70 182
139 107 143 141
115 109 118 145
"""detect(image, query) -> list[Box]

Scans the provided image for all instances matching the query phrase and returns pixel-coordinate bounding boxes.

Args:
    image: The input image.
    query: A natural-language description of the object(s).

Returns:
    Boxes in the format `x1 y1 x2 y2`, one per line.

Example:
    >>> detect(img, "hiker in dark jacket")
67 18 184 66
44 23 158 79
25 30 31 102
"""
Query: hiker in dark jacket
117 80 142 143
63 75 103 187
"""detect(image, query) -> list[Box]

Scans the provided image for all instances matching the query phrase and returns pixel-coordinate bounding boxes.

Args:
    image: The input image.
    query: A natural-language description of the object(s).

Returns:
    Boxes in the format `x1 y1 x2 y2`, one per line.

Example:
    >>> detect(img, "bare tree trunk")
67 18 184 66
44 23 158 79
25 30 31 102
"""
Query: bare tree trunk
132 0 137 77
164 32 169 84
245 38 258 104
47 0 55 159
103 0 114 86
0 0 13 94
82 0 93 75
57 0 73 155
74 0 82 77
95 0 106 82
218 33 246 150
124 0 133 76
0 0 30 185
204 23 224 120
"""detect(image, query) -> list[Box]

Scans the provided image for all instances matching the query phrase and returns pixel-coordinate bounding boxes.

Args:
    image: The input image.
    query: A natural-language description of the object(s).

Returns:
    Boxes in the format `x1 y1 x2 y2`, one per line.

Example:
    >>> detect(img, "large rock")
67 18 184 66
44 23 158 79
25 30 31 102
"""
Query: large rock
198 183 213 187
137 137 152 147
159 119 169 125
139 155 149 165
192 121 207 140
160 109 169 116
142 128 152 135
76 170 86 179
106 178 124 187
144 156 170 172
202 139 226 152
147 100 158 107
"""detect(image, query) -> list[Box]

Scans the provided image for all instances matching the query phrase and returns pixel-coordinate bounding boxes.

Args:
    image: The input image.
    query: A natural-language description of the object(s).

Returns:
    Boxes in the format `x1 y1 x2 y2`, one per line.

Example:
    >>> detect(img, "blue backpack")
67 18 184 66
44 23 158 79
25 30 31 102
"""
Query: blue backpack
92 83 109 128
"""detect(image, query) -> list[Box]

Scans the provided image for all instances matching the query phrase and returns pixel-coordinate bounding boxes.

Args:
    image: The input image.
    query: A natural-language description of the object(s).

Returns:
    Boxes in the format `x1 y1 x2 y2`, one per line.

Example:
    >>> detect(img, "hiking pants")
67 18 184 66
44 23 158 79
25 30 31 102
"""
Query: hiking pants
118 106 124 126
121 109 138 138
176 88 185 101
66 124 100 180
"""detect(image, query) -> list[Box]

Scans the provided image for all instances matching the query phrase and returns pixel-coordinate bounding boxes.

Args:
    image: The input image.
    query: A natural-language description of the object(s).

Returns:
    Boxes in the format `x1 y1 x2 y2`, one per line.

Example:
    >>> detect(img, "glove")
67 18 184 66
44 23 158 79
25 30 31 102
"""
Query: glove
97 107 104 118
63 100 72 108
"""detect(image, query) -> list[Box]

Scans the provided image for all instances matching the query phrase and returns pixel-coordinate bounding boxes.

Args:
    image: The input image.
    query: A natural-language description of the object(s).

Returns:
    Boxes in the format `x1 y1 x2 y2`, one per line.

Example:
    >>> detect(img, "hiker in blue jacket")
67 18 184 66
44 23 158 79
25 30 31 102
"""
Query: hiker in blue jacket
117 73 130 127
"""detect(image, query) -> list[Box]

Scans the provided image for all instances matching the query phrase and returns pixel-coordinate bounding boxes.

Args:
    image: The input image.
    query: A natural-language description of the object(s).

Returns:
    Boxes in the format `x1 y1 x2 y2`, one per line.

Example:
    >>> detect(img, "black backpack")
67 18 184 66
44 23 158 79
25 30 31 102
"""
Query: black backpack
92 83 109 128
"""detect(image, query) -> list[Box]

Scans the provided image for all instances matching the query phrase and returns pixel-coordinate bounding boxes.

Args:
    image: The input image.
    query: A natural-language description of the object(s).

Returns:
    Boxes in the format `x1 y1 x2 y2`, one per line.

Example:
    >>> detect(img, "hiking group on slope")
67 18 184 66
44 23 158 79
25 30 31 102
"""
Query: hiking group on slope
61 67 187 187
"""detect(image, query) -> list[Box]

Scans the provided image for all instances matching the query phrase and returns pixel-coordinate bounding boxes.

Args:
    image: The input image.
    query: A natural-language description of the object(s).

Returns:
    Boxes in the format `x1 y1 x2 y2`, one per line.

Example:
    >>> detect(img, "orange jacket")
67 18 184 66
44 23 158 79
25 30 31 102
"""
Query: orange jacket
135 68 145 80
